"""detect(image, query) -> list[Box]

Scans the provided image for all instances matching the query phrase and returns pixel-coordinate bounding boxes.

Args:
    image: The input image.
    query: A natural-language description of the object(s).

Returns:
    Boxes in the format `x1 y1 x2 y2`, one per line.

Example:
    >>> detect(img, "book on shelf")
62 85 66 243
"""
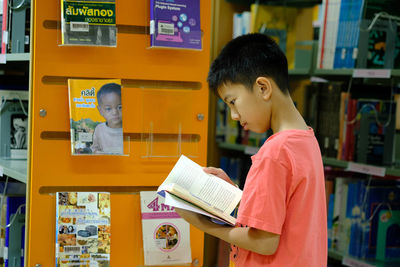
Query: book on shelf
1 0 8 56
56 192 111 266
157 155 242 226
149 0 202 50
251 4 297 69
60 0 117 46
140 191 191 266
4 196 25 267
68 79 123 155
354 99 396 166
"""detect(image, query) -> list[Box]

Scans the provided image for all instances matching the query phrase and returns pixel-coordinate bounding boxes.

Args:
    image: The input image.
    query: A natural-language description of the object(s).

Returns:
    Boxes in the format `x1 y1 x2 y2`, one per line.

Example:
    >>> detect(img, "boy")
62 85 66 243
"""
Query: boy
91 82 123 154
175 33 327 266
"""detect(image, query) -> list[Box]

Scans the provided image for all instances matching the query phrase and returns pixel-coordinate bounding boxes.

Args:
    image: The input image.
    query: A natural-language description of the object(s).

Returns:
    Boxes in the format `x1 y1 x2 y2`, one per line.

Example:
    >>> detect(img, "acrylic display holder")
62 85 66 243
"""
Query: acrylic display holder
27 0 211 266
140 89 199 158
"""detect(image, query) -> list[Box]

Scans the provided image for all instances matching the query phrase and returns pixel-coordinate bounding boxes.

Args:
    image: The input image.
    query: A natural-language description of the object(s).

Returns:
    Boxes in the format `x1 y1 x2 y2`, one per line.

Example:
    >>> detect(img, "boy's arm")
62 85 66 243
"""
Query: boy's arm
175 208 280 256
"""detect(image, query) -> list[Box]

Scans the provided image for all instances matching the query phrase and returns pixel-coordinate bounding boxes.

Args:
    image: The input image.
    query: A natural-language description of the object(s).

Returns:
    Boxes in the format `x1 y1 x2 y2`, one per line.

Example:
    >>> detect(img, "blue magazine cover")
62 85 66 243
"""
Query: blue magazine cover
150 0 202 50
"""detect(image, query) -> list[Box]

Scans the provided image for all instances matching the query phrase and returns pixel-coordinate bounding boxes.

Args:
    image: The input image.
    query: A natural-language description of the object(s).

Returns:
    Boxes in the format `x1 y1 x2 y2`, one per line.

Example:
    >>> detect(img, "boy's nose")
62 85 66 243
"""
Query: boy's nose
230 110 240 121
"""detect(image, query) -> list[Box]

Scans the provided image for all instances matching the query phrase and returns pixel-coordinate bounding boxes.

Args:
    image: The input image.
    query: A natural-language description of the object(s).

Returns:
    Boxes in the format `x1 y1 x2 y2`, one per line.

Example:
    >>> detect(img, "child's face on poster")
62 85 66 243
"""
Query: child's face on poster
98 92 122 128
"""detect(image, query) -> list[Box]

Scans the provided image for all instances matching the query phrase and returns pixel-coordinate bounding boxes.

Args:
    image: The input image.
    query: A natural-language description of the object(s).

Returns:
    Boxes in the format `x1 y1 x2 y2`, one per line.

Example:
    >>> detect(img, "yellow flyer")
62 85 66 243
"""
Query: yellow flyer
68 79 123 155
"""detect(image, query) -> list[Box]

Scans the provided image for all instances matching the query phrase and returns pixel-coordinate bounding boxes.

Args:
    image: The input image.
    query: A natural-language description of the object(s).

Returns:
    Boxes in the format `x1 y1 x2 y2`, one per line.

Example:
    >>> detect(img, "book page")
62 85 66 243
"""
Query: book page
164 192 232 226
159 155 242 216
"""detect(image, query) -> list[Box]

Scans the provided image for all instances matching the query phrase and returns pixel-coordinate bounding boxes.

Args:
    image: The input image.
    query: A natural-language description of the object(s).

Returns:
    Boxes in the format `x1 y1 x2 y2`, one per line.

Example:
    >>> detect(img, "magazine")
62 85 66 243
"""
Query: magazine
140 191 192 265
68 79 123 155
149 0 202 50
61 0 117 46
55 192 111 267
157 155 242 226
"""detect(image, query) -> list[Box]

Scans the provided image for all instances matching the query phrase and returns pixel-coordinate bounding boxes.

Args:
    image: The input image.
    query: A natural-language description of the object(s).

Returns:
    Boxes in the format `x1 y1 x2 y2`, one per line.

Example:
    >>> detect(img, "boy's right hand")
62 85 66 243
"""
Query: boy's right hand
202 167 236 186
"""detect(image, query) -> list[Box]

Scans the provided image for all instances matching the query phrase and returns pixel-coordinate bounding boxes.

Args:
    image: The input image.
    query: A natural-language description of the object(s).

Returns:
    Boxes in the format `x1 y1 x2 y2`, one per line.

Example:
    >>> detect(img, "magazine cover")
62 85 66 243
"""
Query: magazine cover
140 191 191 265
68 79 123 155
61 0 117 46
56 192 111 267
150 0 202 50
9 113 28 159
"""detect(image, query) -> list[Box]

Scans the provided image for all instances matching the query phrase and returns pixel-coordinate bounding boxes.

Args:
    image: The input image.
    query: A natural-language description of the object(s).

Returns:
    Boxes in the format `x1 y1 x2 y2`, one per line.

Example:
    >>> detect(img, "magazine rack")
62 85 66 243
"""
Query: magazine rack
26 0 211 266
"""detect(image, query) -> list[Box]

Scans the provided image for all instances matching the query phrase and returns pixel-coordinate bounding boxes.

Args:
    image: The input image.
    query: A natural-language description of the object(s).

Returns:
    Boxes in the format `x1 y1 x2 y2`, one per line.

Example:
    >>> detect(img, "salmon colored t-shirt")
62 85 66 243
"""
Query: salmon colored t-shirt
230 128 327 266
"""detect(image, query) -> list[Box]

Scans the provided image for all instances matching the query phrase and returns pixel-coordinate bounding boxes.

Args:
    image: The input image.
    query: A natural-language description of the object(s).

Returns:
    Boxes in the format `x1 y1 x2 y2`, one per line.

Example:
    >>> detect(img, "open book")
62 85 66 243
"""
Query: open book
157 155 242 226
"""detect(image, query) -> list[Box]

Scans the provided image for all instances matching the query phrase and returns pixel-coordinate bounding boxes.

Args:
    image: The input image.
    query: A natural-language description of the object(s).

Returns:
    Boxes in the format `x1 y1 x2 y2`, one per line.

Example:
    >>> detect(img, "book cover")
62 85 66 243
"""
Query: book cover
61 0 117 46
158 155 242 226
140 191 191 266
56 192 111 266
68 79 123 155
251 4 297 69
149 0 202 50
355 100 396 166
358 186 400 259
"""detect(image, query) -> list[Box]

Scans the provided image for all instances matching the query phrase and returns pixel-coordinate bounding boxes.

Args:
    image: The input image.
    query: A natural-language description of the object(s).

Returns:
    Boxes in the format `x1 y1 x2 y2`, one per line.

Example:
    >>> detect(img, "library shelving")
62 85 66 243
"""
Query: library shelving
210 1 400 266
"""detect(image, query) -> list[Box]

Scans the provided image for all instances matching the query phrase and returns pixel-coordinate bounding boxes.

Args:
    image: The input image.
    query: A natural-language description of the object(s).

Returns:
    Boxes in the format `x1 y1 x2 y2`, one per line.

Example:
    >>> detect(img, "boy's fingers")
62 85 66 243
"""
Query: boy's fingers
203 167 223 175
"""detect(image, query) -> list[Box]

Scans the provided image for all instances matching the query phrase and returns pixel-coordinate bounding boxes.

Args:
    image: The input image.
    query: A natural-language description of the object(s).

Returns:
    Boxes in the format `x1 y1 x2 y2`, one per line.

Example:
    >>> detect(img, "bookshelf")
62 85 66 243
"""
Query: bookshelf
218 142 400 178
6 53 30 61
0 53 30 184
210 1 400 266
328 249 400 267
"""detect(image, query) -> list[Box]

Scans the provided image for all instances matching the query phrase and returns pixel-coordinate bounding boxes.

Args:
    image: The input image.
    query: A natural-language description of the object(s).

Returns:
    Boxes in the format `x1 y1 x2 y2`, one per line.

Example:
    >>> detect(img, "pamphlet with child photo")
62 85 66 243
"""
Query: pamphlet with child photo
68 78 123 155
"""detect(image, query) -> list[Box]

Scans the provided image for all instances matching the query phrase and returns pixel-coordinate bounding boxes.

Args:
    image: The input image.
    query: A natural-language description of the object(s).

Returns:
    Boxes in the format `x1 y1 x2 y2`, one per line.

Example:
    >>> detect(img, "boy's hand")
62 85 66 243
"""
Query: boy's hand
202 167 236 186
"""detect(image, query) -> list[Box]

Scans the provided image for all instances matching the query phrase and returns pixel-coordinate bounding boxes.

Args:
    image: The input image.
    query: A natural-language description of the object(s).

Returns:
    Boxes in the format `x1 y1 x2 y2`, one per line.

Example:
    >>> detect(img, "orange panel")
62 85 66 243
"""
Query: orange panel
27 0 211 266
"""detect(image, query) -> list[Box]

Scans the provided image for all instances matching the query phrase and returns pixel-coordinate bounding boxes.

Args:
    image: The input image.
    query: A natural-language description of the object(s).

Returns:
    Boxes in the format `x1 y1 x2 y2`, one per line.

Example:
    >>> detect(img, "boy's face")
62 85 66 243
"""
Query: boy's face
98 92 122 128
218 82 271 133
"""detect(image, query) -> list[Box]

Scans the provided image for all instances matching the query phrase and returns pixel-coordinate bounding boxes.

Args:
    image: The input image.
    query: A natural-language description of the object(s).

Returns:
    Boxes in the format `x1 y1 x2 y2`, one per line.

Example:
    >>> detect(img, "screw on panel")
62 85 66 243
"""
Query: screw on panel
39 109 47 117
197 113 204 121
35 264 42 267
192 258 199 266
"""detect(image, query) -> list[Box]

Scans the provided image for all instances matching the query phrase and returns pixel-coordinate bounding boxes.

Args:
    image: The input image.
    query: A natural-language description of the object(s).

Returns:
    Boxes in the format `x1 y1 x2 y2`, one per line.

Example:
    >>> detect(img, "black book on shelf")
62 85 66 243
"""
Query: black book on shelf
355 100 396 166
314 82 343 158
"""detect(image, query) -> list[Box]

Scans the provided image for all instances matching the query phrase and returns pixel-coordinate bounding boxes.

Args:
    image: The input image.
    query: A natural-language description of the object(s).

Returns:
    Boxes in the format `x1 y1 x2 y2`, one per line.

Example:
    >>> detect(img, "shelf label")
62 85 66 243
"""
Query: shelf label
342 256 375 267
346 162 386 177
353 69 391 79
244 146 259 155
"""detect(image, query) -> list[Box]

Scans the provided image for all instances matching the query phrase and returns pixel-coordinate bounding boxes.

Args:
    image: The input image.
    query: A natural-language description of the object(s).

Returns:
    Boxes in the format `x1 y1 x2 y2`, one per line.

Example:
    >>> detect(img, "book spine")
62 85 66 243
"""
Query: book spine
334 0 347 69
1 0 8 53
318 0 329 68
149 0 155 46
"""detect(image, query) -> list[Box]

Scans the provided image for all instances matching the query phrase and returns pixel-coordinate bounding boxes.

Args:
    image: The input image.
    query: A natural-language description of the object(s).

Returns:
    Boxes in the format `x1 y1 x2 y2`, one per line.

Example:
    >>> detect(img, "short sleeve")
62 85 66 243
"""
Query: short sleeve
236 157 290 235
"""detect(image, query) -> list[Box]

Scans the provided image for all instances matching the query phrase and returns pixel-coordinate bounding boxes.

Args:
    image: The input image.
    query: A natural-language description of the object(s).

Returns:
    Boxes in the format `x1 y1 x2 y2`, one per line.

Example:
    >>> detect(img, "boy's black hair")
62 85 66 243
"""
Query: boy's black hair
97 83 121 105
207 33 290 94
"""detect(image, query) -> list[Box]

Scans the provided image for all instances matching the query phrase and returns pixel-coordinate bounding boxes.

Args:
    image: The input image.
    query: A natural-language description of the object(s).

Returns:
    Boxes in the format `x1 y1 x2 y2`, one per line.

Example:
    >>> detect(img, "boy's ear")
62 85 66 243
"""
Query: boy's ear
255 77 272 100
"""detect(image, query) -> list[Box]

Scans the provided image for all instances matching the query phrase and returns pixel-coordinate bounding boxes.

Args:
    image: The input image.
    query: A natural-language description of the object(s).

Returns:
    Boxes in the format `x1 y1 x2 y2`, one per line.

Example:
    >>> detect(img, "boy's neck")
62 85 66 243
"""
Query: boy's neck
106 122 122 129
270 93 308 134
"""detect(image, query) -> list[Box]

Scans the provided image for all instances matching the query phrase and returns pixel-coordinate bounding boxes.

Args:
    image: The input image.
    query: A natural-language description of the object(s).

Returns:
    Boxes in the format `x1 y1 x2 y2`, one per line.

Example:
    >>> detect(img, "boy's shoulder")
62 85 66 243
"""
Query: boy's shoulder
255 128 316 159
